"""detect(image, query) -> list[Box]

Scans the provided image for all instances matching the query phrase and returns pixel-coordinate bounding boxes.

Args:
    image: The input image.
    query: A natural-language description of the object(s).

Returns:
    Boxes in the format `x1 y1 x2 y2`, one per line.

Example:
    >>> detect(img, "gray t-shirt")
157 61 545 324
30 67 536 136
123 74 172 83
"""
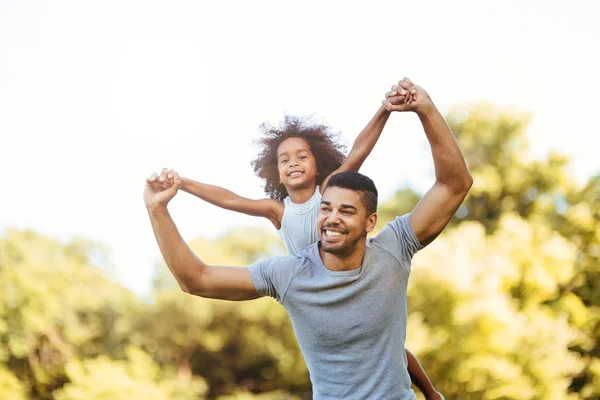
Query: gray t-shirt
249 214 423 400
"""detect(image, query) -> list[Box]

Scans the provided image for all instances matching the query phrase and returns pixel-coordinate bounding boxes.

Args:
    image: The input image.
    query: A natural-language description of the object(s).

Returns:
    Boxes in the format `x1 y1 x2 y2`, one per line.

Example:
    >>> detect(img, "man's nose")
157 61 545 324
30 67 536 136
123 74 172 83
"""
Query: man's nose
326 210 341 224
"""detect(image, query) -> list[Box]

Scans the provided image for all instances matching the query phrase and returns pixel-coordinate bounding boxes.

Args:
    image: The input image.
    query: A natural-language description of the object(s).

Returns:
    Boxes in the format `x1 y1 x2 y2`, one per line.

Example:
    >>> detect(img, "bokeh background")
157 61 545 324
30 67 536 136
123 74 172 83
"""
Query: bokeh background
1 1 599 399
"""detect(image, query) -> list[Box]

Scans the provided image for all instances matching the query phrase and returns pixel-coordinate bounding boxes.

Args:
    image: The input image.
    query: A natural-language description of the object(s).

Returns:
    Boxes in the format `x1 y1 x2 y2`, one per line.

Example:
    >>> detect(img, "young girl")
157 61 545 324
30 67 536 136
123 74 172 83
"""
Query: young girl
178 79 442 399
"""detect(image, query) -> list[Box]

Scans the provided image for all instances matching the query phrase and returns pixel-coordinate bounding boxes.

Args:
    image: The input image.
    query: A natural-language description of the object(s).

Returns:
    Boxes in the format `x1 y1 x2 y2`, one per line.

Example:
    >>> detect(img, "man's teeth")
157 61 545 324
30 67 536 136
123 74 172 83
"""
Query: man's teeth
325 230 342 237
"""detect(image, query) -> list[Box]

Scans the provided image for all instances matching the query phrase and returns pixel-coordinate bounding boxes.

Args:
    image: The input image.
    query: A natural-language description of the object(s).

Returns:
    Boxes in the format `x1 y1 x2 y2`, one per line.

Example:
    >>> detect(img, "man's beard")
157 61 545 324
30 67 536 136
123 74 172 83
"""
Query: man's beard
321 231 365 256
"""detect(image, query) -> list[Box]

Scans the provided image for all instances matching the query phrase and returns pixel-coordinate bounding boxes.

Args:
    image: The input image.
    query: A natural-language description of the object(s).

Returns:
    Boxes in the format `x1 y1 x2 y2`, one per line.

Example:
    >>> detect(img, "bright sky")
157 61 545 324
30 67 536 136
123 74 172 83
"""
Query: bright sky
1 0 598 295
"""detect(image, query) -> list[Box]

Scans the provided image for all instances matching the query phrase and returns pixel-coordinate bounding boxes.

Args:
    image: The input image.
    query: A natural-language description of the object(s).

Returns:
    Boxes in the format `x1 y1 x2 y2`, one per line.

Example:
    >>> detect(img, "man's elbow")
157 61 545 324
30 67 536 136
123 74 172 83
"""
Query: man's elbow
461 173 474 193
443 172 473 195
455 177 473 200
177 277 209 297
178 280 194 294
172 270 206 296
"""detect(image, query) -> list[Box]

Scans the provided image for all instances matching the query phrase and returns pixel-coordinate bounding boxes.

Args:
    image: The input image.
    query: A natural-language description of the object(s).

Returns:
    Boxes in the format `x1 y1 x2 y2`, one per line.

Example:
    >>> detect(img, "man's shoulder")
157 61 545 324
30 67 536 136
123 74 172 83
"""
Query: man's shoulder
369 213 423 262
372 214 411 240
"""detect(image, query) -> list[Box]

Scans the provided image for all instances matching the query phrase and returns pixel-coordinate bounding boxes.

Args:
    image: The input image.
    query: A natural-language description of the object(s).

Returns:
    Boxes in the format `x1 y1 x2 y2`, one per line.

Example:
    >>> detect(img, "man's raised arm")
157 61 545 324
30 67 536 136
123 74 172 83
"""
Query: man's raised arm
384 78 473 247
144 168 259 301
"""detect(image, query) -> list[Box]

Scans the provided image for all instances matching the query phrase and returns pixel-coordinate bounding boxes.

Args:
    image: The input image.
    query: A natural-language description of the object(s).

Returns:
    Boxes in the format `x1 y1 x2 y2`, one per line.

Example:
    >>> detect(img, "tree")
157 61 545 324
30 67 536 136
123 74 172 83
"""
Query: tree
53 346 207 400
0 230 141 398
446 103 577 233
406 217 583 399
0 365 27 400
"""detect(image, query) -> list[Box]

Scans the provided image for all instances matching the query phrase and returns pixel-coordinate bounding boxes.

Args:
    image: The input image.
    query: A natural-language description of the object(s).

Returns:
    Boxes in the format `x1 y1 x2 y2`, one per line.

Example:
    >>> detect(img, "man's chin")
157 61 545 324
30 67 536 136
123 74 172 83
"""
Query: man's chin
321 243 349 255
321 233 365 256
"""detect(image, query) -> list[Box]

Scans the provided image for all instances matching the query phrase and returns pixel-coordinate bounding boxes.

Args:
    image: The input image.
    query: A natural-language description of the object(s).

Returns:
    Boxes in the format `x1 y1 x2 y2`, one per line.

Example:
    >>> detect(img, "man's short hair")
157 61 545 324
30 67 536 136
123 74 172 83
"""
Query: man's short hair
326 171 378 215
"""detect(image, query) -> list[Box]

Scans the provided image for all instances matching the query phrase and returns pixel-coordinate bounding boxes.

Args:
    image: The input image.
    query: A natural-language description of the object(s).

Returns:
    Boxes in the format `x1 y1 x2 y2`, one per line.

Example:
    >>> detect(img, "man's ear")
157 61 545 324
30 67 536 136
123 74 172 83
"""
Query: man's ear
366 213 377 233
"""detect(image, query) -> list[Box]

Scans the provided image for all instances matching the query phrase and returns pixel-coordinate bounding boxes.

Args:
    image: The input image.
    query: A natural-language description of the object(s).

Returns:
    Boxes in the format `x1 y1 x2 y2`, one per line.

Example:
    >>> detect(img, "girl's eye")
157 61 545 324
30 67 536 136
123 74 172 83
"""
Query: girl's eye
299 156 307 160
280 159 288 164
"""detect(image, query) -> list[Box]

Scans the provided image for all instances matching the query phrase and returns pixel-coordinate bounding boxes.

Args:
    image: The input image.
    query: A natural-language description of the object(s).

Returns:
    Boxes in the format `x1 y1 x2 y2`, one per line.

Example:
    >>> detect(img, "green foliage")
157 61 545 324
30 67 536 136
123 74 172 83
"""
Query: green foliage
446 104 576 233
406 218 583 399
0 365 27 400
216 391 302 400
376 188 421 231
0 230 141 398
53 346 207 400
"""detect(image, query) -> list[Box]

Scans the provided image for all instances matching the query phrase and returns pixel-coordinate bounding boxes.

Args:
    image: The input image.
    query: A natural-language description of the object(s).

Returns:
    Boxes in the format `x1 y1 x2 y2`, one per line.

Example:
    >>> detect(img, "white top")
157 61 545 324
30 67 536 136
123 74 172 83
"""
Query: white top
277 186 321 255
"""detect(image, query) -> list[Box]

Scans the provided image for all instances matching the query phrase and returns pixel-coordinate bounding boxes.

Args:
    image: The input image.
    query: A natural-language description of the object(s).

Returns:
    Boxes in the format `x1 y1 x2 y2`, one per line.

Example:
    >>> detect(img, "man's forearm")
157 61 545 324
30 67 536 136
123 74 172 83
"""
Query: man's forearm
147 205 205 293
417 104 472 189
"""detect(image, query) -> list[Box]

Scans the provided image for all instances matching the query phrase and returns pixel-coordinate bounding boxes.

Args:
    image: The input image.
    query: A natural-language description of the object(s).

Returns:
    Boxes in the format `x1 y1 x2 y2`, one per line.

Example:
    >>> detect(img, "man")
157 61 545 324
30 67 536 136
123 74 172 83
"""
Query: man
145 80 472 399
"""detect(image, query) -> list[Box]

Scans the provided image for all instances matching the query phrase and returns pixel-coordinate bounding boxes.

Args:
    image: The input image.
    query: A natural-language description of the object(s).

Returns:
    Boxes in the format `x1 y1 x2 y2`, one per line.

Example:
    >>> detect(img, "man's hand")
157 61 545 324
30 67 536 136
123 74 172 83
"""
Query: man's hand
382 77 434 115
144 168 182 210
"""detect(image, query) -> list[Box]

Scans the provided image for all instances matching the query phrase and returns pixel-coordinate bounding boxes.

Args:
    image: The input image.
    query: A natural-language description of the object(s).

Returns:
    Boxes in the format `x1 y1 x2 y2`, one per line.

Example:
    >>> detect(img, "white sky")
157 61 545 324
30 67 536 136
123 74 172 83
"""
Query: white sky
1 0 598 295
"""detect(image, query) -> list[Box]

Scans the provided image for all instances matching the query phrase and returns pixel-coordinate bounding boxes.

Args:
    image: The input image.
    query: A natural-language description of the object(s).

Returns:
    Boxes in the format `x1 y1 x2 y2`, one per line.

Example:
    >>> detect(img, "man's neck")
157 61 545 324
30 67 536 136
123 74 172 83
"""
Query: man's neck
318 241 366 272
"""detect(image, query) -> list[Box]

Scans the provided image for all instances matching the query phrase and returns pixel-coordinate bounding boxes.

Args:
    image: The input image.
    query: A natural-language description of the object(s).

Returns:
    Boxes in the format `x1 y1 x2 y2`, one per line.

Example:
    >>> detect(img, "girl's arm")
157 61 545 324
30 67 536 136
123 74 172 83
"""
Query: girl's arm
406 349 443 399
181 177 284 229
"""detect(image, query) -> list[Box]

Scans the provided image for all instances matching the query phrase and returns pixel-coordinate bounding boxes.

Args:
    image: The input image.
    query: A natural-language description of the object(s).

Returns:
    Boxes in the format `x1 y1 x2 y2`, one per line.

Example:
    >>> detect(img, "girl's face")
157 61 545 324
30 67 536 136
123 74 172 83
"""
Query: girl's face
276 137 319 192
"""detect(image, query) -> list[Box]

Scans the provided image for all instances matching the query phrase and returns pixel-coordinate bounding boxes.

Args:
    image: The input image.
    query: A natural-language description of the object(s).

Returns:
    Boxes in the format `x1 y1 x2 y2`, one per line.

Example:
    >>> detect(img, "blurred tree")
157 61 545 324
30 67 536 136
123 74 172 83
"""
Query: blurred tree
376 188 422 230
406 217 583 399
216 391 303 400
545 173 600 397
52 346 207 400
445 104 576 232
0 364 27 400
0 230 141 398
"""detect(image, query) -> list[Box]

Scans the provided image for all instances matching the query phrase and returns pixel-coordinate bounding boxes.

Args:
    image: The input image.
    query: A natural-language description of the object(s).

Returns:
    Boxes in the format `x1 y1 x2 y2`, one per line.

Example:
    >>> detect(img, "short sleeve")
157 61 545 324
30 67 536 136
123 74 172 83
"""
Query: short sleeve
373 214 424 264
248 256 297 303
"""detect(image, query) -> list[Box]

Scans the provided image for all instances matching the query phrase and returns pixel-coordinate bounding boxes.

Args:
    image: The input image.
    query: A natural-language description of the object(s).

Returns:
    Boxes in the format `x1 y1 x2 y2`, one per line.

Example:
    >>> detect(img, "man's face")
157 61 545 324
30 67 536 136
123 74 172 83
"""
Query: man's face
276 137 318 191
317 186 376 256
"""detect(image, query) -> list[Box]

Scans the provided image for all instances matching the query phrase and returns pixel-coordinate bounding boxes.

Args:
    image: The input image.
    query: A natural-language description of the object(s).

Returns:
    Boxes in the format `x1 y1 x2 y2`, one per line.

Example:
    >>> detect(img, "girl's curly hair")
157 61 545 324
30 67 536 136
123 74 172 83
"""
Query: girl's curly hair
251 115 347 201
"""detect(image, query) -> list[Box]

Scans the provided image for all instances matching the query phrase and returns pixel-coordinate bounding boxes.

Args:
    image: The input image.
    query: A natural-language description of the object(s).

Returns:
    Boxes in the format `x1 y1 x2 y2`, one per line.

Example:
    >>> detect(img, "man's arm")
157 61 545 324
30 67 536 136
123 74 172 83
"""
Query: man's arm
385 79 473 246
321 98 404 191
181 177 284 229
145 169 260 301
